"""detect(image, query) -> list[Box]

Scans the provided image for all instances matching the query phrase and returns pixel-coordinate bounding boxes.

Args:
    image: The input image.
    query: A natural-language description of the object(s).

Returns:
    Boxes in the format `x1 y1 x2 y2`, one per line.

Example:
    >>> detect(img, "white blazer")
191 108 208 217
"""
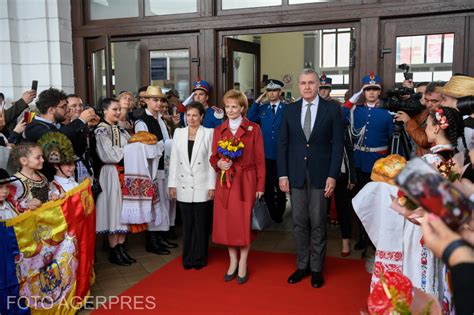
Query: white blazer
168 126 216 203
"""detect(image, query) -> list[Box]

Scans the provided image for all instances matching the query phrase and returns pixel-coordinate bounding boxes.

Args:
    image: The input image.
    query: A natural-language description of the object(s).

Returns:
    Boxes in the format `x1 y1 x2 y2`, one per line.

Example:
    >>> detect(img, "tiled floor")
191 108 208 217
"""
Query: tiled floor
81 207 374 313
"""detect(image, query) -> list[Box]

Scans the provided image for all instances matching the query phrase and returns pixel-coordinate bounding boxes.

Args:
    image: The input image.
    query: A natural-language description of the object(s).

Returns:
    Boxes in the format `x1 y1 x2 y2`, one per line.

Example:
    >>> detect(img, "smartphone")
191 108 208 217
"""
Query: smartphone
31 80 38 91
395 158 472 230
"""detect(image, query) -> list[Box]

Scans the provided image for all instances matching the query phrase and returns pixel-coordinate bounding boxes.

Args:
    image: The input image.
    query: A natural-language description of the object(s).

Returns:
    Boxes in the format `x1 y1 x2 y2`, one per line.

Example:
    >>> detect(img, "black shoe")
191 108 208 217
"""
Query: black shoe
109 246 131 266
237 272 248 285
146 232 171 255
354 238 367 251
287 269 310 284
311 272 324 288
194 265 205 270
166 228 178 240
183 265 193 270
161 238 179 249
224 269 238 282
117 244 136 263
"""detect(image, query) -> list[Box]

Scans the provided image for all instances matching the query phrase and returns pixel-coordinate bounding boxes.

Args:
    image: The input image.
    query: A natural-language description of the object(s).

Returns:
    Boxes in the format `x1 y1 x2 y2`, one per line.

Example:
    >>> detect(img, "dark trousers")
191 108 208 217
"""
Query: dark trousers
353 170 372 242
290 171 328 272
264 159 287 222
179 201 210 268
334 172 353 239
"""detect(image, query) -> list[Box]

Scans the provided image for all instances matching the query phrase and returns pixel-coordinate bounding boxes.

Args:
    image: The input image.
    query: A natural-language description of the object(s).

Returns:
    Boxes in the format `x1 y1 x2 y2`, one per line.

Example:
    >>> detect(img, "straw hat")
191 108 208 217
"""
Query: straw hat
439 75 474 98
143 85 166 98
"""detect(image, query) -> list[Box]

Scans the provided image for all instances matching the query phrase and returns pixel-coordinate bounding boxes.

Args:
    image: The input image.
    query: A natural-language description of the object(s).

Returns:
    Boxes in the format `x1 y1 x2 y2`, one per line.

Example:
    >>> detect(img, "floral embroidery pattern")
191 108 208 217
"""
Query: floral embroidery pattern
370 250 404 291
122 176 154 198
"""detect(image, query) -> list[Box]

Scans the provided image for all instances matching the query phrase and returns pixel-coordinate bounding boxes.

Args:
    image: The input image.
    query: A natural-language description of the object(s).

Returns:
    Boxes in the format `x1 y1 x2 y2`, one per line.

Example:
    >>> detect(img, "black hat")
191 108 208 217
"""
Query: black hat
0 168 19 185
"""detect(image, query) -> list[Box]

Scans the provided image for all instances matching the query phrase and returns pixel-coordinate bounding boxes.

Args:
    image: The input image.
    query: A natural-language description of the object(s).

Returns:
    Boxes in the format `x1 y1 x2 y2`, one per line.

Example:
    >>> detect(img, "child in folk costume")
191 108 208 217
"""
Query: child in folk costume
94 97 135 266
0 168 25 220
353 106 467 313
37 132 79 197
10 143 47 212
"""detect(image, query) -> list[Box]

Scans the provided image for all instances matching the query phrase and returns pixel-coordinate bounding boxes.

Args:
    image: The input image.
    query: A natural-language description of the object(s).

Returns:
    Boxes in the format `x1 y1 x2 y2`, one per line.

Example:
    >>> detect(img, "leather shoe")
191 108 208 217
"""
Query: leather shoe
354 238 367 251
224 269 237 282
117 244 137 263
158 235 179 249
311 272 324 288
109 245 131 266
146 241 171 255
341 251 351 257
287 269 310 284
237 272 248 285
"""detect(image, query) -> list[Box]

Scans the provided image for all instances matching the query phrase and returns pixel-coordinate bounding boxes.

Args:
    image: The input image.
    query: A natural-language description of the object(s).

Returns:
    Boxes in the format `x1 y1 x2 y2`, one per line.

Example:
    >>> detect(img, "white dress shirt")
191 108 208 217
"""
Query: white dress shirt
301 95 319 132
135 109 171 140
52 175 79 193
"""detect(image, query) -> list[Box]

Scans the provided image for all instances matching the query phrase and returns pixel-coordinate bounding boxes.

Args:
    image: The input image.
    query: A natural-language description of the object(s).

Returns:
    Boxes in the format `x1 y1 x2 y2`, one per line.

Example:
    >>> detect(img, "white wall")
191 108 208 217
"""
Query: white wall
0 0 73 105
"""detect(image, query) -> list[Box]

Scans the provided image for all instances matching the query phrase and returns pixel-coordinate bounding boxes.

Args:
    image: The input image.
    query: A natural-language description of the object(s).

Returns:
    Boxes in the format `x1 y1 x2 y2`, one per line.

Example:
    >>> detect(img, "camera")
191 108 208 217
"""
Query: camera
380 64 424 118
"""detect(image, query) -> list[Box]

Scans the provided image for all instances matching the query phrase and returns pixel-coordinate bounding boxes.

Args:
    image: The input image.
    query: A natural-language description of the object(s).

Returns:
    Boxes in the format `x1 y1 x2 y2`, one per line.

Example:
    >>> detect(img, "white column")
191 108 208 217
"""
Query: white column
0 0 73 105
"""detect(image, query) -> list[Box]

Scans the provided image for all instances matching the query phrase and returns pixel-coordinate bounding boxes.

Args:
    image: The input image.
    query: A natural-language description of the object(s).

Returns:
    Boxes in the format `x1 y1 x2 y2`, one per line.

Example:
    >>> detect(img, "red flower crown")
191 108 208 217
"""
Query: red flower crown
434 108 449 129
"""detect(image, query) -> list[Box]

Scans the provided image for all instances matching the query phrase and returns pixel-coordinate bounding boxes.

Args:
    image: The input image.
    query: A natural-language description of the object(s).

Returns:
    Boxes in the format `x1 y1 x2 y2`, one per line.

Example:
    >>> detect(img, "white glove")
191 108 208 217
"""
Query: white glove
349 88 364 104
182 92 195 106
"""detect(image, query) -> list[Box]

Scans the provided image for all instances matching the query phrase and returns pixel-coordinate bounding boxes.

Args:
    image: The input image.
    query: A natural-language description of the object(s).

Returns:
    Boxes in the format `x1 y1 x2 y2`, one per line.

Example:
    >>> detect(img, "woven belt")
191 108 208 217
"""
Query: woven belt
354 145 388 153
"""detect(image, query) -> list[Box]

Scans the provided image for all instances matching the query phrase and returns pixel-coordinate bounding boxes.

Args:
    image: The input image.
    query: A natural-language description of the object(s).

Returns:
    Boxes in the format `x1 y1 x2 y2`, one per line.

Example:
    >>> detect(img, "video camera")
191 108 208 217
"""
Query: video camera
380 64 424 117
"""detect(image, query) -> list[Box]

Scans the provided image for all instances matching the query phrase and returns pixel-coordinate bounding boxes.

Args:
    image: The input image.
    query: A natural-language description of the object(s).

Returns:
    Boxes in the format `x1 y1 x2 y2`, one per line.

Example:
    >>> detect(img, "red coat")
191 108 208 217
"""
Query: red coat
210 118 265 246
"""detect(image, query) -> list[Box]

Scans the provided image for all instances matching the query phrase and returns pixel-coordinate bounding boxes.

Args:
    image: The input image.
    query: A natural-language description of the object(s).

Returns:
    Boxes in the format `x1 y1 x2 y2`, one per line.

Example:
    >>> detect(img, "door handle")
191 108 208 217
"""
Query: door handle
380 48 392 58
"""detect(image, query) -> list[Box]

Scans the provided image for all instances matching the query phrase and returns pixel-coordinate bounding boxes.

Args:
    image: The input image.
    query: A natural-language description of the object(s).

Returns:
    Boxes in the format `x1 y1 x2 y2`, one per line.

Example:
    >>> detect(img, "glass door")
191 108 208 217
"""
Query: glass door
141 35 198 100
381 16 466 89
86 37 111 106
225 38 261 97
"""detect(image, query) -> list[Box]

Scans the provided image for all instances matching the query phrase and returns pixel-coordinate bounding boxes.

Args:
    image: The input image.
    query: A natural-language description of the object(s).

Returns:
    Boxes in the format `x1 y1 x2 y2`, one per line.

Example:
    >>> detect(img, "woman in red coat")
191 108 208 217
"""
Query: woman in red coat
210 89 265 284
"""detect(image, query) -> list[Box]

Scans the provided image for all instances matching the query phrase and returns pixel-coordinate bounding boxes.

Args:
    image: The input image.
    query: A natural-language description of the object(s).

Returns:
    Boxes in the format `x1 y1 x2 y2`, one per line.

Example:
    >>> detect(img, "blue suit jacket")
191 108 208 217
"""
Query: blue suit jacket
247 101 286 160
277 98 344 189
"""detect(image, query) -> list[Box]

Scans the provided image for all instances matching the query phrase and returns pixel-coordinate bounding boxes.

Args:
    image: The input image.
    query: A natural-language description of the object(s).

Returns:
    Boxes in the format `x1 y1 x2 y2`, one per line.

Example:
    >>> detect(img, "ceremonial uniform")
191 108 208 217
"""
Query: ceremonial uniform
247 79 287 222
344 73 393 251
191 80 224 129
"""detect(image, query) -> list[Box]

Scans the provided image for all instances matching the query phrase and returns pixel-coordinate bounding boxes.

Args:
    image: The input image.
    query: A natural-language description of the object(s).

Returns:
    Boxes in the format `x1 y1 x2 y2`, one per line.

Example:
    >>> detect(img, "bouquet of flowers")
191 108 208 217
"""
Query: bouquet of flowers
217 136 245 188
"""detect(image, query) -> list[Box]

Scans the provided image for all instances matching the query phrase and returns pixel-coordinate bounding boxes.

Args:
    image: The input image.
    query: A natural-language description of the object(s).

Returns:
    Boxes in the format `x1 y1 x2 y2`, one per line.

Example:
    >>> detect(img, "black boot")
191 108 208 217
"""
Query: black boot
117 243 137 263
158 232 178 249
146 231 171 255
166 227 178 240
109 245 131 266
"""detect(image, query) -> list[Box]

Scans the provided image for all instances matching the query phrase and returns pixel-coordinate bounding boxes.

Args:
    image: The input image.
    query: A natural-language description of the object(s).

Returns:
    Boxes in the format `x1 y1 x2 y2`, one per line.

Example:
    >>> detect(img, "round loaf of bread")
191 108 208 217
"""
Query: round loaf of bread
370 154 407 185
128 131 158 145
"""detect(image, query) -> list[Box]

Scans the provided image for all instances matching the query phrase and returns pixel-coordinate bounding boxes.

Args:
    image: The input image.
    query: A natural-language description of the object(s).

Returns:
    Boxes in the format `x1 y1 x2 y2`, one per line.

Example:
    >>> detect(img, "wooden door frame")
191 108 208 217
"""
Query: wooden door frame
225 38 261 99
380 14 467 90
139 34 199 93
86 36 112 105
217 22 360 104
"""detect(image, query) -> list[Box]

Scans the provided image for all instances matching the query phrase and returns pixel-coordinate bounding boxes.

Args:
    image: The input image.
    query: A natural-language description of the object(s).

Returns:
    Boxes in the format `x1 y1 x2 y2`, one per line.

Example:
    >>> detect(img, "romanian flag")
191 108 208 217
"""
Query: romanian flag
0 179 96 314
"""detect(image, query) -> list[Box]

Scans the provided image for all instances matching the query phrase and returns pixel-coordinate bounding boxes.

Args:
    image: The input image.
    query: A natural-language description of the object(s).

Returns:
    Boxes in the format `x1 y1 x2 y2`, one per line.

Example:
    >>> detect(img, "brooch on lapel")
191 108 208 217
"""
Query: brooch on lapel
248 126 253 131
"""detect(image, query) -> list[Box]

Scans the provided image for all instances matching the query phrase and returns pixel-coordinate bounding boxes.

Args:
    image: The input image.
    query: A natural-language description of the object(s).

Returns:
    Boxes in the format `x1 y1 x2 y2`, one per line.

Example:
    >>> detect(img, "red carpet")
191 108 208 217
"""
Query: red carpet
94 249 370 314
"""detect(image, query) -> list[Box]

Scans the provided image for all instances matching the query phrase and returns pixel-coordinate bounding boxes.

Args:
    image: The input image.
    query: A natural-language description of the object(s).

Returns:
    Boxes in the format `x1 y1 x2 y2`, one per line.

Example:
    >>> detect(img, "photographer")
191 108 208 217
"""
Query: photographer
394 81 445 156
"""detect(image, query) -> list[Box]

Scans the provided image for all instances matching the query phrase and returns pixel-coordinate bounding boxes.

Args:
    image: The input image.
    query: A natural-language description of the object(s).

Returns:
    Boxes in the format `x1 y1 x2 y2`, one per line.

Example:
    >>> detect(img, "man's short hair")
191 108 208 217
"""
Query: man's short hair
0 92 4 100
425 81 446 94
66 93 80 99
298 68 319 81
138 86 148 94
416 82 430 88
36 88 68 114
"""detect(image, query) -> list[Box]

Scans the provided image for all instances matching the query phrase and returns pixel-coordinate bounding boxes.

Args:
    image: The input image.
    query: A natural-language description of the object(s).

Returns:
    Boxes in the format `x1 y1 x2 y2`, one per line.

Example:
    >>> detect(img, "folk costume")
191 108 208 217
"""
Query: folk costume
0 169 24 220
37 132 79 196
94 121 131 234
210 117 265 246
353 145 457 311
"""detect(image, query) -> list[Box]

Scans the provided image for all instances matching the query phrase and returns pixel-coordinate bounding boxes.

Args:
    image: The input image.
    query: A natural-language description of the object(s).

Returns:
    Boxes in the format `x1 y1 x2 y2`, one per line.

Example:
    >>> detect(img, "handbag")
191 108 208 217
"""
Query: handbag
251 198 274 231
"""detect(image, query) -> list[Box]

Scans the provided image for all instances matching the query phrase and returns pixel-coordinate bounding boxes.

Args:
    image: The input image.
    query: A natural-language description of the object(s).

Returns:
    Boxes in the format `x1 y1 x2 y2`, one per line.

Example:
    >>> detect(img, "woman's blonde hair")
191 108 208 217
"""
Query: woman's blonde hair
223 89 248 114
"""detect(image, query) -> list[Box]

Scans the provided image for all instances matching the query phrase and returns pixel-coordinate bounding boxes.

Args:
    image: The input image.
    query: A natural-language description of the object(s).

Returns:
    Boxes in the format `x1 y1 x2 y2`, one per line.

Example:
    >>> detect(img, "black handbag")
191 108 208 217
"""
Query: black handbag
251 198 274 231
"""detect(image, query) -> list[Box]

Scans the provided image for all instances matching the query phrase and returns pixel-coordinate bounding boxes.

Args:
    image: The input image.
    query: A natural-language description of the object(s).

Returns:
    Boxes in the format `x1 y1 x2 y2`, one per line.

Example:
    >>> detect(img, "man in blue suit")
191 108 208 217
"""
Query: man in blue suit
247 79 287 222
278 69 344 288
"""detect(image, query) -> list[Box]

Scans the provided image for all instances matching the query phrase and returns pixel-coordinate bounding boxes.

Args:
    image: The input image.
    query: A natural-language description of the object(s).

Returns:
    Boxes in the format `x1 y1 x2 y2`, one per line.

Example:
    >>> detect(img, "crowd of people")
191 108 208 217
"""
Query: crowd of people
0 68 473 313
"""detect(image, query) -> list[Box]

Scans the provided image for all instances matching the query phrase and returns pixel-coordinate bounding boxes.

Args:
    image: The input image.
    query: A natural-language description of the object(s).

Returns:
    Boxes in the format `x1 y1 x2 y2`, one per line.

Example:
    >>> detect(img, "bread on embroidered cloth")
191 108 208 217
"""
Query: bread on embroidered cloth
371 154 407 185
128 131 158 145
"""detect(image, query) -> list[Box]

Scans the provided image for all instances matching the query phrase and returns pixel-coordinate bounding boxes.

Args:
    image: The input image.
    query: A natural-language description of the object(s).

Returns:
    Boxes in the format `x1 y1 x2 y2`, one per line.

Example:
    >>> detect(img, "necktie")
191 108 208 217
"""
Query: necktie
303 103 312 141
272 104 277 115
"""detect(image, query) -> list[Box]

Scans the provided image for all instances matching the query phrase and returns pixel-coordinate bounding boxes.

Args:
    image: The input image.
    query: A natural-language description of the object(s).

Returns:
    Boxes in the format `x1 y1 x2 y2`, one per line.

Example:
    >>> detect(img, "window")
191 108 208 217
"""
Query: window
395 33 454 83
320 28 351 68
145 0 197 16
221 0 281 10
89 0 139 20
289 0 331 4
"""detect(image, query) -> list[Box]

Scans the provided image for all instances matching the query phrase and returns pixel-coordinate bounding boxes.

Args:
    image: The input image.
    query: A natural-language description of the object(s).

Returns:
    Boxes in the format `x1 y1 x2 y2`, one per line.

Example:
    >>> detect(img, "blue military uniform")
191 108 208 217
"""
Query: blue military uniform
191 80 224 128
343 73 393 173
247 79 287 222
